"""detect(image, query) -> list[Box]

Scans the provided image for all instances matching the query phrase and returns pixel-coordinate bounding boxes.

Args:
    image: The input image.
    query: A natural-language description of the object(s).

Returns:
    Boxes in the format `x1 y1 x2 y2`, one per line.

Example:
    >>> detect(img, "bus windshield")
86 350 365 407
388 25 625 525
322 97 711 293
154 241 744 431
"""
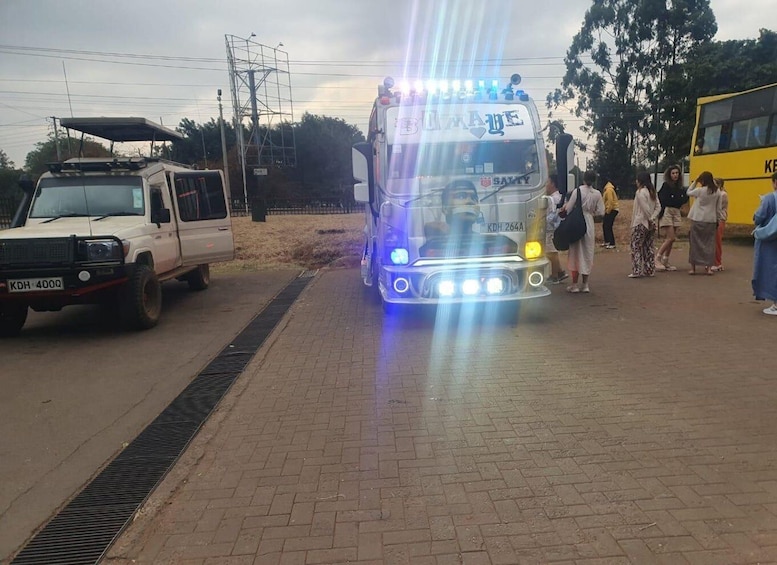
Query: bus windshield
387 140 539 182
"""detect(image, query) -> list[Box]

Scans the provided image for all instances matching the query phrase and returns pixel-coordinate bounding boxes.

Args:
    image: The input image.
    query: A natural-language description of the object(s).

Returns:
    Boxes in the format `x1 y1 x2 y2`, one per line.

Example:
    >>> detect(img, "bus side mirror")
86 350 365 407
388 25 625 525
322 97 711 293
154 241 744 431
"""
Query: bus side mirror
555 133 574 198
352 143 374 203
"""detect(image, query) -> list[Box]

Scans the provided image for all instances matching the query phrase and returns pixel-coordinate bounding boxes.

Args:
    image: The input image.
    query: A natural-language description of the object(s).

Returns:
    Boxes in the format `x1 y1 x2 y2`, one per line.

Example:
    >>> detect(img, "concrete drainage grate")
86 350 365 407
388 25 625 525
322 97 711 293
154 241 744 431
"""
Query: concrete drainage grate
11 274 313 565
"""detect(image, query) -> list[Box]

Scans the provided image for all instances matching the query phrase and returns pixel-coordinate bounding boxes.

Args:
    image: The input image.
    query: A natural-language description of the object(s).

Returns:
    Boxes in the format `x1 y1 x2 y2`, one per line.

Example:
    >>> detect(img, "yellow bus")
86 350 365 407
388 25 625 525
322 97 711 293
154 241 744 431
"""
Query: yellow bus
689 82 777 225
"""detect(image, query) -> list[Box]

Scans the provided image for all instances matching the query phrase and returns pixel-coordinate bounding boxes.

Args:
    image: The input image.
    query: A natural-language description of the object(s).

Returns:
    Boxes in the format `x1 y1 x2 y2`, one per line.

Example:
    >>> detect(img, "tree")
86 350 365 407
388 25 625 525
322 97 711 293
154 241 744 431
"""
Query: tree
288 113 365 196
660 28 777 163
548 0 717 187
24 136 111 179
0 149 14 170
170 117 237 169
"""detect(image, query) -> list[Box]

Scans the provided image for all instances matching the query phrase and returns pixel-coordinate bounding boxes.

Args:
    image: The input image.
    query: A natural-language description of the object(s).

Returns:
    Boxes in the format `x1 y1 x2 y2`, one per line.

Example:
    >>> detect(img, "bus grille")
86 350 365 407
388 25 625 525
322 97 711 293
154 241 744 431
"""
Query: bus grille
0 238 73 267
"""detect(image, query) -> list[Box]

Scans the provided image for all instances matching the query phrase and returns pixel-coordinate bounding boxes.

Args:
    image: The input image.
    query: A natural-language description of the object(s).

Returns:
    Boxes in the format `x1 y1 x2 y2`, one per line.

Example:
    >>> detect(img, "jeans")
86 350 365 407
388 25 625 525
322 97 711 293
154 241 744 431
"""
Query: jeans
603 210 619 245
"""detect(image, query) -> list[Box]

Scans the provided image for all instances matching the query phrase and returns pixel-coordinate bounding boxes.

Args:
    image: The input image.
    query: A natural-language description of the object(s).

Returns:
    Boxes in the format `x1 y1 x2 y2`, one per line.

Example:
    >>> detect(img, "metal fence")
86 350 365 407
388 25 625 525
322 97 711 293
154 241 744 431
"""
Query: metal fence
0 196 20 229
0 196 364 230
230 197 364 217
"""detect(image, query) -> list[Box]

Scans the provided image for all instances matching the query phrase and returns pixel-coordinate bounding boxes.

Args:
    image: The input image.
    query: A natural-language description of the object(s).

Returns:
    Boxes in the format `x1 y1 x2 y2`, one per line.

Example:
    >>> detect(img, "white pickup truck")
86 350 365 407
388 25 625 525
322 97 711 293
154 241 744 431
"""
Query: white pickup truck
0 117 235 336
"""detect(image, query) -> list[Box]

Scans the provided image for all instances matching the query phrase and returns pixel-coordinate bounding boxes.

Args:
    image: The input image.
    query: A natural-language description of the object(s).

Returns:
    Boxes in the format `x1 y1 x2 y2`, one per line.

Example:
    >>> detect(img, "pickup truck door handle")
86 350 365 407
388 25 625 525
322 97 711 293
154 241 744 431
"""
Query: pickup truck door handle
218 227 229 231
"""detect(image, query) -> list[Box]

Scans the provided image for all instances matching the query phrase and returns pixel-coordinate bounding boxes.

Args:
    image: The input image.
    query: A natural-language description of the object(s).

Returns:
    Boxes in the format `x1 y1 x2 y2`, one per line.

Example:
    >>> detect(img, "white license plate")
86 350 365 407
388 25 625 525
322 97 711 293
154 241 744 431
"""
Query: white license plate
8 277 64 293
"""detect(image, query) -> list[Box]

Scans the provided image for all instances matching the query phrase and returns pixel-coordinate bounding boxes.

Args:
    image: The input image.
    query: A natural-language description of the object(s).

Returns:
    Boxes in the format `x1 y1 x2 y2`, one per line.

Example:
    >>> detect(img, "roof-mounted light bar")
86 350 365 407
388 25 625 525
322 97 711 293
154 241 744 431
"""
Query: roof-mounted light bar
378 73 530 105
46 157 150 174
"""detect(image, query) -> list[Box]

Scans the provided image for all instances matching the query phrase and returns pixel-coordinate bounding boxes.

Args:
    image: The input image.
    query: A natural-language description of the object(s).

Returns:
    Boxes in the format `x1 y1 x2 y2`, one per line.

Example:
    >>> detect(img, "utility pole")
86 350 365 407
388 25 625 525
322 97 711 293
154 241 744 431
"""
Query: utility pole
217 89 231 200
653 66 664 188
51 116 62 161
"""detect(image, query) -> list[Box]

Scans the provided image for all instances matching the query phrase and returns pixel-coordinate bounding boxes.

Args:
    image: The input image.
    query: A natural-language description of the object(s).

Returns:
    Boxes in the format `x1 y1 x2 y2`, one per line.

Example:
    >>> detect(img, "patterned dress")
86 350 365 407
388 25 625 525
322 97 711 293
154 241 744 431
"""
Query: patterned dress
630 187 661 276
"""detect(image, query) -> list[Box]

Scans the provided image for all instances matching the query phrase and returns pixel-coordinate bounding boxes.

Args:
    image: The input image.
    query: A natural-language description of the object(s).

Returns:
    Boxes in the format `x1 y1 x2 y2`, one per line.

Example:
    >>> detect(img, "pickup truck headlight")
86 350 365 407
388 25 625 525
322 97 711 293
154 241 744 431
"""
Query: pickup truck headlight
83 239 123 261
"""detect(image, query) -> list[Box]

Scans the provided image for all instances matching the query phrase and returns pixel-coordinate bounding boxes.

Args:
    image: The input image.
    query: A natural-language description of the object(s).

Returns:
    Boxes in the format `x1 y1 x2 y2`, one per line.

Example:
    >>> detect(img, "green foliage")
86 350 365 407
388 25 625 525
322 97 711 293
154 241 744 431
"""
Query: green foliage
24 136 111 180
0 149 14 170
661 29 777 162
170 117 237 168
549 0 717 182
13 113 367 202
286 113 365 195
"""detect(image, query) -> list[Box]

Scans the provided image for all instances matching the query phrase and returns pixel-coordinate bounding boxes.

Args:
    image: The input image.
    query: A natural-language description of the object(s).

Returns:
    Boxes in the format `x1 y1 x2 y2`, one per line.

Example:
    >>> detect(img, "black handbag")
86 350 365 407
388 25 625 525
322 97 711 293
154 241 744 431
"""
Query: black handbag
553 188 587 251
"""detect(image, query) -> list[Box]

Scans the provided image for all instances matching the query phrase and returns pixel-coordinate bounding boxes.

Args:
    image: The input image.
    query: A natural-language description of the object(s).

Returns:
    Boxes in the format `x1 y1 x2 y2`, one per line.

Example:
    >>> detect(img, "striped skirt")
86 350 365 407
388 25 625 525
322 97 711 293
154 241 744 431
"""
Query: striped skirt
688 221 717 266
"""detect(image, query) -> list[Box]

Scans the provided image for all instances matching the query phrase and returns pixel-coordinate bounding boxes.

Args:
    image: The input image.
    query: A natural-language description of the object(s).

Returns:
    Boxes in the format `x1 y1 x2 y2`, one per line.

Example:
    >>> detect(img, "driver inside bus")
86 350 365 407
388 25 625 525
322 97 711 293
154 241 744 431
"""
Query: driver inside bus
420 180 515 258
421 180 481 244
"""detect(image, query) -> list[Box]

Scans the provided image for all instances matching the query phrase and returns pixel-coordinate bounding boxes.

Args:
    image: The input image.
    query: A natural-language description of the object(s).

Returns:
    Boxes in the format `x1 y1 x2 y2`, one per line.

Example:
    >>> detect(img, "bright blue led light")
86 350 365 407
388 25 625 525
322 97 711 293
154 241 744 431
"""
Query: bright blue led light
390 248 409 265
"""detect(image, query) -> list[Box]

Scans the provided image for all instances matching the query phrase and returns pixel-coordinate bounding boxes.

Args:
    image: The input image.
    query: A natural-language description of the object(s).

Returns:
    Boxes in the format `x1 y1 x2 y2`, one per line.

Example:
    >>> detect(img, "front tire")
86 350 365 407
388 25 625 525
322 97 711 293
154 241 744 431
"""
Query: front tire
0 303 28 337
186 264 210 291
120 265 162 330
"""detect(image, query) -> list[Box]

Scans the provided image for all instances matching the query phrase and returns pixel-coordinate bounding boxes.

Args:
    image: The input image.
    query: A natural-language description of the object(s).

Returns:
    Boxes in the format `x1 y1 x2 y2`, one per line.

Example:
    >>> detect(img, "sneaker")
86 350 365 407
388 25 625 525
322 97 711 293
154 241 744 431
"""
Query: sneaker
763 304 777 316
660 255 677 271
557 271 569 282
566 285 580 293
580 284 590 293
548 276 560 285
655 262 667 272
606 244 616 249
600 243 609 247
627 273 642 278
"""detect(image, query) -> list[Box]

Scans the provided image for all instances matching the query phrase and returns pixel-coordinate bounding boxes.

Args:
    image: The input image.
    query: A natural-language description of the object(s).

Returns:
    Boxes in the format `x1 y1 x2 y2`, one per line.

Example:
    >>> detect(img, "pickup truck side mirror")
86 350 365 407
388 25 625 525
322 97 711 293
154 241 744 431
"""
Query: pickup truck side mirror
18 174 35 195
151 207 171 225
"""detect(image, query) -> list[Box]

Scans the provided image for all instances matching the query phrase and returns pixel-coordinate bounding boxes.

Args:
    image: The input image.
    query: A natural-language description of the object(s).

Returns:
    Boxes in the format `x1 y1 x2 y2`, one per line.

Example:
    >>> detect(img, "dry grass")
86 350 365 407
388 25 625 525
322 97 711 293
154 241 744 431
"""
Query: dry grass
215 201 754 273
213 214 365 274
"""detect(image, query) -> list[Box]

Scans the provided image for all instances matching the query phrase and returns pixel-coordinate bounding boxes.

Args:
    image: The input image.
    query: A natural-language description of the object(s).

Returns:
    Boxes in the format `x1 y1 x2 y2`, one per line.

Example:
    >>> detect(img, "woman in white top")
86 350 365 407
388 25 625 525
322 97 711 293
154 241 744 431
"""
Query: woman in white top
686 170 723 275
561 170 605 293
712 178 729 272
628 172 662 278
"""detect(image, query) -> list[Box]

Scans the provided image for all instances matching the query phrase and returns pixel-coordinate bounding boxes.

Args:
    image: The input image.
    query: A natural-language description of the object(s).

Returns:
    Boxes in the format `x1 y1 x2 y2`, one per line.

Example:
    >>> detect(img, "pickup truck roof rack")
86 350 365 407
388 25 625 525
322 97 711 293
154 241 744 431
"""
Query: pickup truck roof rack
46 156 193 174
59 117 184 142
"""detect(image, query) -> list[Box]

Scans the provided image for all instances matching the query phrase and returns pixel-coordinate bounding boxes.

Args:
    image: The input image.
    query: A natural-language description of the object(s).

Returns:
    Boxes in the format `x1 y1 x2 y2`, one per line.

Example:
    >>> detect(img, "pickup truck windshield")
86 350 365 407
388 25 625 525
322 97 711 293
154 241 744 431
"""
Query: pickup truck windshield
387 139 539 187
29 177 145 219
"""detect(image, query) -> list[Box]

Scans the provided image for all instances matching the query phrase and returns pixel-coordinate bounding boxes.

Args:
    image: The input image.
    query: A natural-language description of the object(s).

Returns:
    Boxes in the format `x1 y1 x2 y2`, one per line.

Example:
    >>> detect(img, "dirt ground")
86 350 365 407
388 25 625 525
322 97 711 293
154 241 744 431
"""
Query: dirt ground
217 200 753 273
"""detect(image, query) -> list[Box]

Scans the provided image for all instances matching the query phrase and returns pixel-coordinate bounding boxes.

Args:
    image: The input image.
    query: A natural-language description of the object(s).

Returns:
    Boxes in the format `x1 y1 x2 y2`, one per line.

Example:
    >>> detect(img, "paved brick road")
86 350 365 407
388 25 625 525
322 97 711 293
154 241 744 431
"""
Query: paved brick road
104 242 777 565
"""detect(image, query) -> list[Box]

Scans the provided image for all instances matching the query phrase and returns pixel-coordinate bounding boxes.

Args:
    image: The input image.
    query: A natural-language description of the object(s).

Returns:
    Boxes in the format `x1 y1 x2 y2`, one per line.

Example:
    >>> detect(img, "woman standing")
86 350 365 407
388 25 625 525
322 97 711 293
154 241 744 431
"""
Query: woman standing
711 177 728 272
562 170 605 293
656 164 688 271
686 171 722 275
601 180 619 249
628 172 661 278
752 172 777 315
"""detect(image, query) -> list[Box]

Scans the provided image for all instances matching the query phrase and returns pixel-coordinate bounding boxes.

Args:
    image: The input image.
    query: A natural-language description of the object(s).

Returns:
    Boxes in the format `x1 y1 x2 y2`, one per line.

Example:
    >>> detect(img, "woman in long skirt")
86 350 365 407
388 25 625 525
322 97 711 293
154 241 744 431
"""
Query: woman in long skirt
686 171 722 275
628 172 661 278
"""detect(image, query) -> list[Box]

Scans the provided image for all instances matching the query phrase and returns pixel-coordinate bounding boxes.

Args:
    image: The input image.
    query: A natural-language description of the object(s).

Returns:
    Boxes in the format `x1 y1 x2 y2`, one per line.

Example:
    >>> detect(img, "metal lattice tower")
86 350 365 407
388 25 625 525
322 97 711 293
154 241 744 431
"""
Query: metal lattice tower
225 35 296 203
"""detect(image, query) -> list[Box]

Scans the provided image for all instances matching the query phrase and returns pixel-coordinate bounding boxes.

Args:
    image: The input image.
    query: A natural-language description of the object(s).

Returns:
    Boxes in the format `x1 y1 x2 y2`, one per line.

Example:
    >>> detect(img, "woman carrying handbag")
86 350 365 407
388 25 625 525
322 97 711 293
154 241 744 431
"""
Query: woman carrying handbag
560 171 605 293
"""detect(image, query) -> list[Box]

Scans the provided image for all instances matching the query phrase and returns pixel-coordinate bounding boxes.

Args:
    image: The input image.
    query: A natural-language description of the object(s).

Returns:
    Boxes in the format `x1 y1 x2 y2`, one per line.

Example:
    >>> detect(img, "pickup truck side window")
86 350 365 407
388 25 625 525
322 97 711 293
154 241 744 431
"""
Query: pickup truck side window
173 172 227 221
149 187 165 213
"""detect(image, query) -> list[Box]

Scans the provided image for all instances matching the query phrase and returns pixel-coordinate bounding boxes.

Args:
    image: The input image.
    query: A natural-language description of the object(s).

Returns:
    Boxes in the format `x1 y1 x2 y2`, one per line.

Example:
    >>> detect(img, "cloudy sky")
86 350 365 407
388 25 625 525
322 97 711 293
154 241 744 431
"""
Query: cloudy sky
0 0 771 167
